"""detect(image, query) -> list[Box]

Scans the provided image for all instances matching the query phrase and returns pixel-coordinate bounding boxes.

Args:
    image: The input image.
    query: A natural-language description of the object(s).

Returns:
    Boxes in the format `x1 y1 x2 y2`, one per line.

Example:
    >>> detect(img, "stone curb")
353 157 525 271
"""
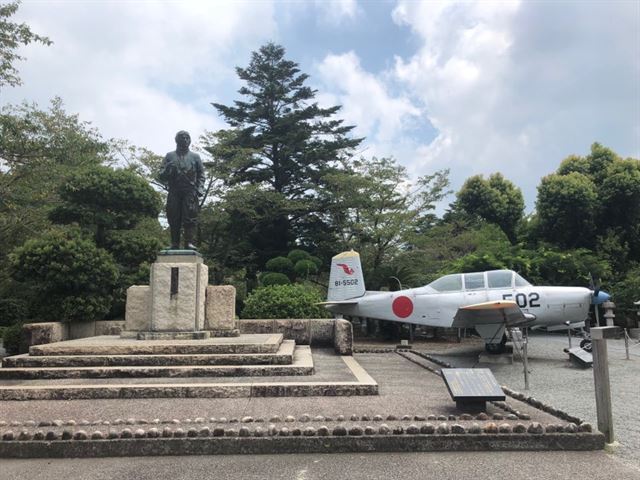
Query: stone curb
0 410 560 428
0 432 604 457
501 386 585 426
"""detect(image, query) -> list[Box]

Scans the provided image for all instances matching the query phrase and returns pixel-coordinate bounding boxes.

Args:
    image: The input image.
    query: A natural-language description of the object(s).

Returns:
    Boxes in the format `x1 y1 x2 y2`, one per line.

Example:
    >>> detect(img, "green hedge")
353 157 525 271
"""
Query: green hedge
241 284 330 319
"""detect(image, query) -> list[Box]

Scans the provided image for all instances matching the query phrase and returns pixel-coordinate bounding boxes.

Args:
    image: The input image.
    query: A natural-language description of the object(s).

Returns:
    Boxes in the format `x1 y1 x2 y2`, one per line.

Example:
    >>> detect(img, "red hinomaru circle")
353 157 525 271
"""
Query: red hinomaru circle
392 296 413 318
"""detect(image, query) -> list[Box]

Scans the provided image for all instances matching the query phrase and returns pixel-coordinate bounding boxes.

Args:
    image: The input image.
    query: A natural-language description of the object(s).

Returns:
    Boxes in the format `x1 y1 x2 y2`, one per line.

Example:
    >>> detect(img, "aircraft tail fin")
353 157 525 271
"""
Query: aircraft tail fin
327 250 365 301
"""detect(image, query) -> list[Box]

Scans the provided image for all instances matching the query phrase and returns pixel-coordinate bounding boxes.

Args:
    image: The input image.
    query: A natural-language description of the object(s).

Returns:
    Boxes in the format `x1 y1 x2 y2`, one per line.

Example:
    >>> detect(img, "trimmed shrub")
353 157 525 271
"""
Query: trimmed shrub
241 284 330 319
261 272 291 287
2 322 24 355
308 255 323 269
0 298 27 327
294 259 318 277
10 229 119 322
49 166 162 232
287 249 310 264
265 256 294 275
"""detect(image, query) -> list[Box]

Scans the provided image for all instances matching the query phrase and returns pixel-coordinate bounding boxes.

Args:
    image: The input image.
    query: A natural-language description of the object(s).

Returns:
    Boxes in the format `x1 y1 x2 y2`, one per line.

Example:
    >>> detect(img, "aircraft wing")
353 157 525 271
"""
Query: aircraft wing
452 300 536 328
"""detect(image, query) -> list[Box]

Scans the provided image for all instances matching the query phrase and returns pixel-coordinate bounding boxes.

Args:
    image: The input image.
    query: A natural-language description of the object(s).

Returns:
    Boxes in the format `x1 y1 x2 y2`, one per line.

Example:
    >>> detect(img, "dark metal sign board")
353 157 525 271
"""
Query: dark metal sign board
441 368 505 402
568 347 593 368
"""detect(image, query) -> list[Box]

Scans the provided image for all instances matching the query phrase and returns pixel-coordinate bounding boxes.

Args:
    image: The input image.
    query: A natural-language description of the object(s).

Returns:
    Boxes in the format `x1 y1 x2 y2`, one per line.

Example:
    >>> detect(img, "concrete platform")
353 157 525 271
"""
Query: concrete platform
3 341 295 368
0 344 310 380
28 334 283 356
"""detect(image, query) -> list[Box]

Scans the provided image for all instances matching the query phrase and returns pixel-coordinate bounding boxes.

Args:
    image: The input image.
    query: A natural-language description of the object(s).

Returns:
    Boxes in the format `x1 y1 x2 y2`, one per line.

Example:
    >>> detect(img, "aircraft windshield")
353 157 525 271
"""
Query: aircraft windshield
487 270 512 288
514 273 531 286
464 272 485 290
428 274 462 292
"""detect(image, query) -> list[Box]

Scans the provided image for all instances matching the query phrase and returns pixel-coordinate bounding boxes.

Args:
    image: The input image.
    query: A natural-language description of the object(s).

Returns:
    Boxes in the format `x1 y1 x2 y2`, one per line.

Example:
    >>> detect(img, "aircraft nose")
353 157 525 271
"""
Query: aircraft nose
592 291 611 305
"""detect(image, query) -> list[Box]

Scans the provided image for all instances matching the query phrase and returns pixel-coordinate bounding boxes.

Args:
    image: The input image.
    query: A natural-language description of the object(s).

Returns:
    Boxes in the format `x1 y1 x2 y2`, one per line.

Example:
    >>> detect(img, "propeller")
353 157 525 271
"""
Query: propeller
588 272 600 298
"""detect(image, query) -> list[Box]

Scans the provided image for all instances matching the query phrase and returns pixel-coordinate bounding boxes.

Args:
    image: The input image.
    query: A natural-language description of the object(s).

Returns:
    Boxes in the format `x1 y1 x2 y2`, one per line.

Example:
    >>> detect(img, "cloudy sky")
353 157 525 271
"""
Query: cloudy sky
3 0 639 210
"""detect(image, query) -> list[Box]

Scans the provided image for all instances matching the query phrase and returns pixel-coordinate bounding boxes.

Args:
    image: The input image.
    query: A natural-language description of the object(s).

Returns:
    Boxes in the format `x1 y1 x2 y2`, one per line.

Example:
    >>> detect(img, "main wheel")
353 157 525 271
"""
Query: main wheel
580 339 592 353
485 343 506 354
485 333 507 354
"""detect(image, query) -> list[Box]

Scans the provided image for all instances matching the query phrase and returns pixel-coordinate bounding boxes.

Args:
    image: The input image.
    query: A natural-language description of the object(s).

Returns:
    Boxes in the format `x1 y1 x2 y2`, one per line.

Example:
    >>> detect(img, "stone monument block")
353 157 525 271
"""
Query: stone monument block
204 285 238 336
125 286 151 332
151 257 207 331
334 319 353 355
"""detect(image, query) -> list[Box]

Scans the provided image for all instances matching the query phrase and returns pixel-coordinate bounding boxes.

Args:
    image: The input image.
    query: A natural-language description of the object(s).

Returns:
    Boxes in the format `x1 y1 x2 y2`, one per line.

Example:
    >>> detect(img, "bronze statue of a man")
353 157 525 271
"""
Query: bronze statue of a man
158 130 205 250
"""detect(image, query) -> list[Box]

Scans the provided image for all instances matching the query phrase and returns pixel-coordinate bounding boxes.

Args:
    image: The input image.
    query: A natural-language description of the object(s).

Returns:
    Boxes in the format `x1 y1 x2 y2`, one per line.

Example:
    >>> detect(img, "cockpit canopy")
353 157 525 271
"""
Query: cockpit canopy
427 270 531 292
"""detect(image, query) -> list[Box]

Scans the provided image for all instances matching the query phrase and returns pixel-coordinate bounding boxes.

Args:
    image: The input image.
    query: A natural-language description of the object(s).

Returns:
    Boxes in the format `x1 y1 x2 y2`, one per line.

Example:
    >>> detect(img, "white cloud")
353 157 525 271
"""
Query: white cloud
2 0 278 153
314 0 360 25
391 0 640 208
316 51 421 143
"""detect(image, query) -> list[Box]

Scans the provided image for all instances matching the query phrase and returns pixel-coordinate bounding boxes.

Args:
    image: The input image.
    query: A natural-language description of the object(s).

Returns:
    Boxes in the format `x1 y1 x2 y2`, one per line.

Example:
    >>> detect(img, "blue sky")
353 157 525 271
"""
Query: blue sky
3 0 639 211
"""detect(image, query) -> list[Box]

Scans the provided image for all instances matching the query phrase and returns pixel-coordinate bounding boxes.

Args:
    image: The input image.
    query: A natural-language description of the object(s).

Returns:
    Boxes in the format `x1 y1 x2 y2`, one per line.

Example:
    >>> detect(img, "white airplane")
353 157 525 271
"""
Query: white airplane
322 251 610 353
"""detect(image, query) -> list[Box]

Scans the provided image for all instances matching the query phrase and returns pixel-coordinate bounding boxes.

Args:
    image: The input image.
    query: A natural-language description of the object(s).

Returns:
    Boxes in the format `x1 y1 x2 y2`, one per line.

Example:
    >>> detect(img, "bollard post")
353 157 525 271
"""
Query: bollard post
565 321 572 349
523 334 530 391
591 326 619 444
624 329 630 360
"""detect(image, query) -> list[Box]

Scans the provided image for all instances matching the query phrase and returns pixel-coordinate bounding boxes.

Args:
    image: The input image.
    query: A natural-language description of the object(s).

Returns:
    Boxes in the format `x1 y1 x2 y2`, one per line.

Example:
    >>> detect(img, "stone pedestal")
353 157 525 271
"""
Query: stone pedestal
123 250 208 339
150 252 207 333
122 250 239 339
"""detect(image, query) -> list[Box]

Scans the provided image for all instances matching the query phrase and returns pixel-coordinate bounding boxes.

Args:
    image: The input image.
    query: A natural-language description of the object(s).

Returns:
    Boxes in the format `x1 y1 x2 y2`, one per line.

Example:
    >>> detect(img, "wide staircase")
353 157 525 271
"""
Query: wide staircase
0 334 313 380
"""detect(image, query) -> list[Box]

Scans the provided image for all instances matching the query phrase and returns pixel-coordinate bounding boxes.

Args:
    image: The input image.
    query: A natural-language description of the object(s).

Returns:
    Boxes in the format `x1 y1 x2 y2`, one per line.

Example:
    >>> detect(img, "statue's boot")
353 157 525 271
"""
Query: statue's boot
184 226 197 251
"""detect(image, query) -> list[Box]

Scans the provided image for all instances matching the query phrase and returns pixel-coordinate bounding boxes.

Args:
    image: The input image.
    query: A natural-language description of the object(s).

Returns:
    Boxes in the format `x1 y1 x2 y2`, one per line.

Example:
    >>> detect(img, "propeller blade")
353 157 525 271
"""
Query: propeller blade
588 272 600 297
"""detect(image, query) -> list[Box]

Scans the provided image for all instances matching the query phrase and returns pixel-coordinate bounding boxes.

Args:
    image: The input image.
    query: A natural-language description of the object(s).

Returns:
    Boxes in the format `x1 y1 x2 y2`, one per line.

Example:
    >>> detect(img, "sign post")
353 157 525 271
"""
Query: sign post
591 326 619 444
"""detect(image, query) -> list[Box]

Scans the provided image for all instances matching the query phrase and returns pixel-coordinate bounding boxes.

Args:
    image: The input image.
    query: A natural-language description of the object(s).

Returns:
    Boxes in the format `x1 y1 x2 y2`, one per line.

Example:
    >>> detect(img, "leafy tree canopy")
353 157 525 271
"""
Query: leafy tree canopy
49 165 162 243
455 173 524 243
0 1 52 89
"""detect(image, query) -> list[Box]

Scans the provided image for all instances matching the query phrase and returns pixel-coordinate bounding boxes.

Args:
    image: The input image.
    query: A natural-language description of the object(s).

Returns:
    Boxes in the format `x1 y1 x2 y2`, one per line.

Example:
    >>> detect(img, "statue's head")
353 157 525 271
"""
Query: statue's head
175 130 191 150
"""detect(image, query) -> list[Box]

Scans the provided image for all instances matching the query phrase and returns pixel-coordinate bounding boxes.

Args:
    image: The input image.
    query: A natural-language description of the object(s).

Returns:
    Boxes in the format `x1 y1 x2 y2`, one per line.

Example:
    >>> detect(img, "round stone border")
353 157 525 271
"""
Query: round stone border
501 386 587 427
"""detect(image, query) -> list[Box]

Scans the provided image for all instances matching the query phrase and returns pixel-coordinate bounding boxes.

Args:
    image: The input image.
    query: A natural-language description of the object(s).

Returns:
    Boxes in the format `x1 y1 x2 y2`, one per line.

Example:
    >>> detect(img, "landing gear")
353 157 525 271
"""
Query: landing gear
580 339 592 353
485 334 507 354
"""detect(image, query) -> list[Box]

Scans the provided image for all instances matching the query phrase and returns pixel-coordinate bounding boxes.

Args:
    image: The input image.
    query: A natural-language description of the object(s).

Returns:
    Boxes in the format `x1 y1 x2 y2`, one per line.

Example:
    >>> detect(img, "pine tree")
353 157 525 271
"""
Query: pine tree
208 43 362 265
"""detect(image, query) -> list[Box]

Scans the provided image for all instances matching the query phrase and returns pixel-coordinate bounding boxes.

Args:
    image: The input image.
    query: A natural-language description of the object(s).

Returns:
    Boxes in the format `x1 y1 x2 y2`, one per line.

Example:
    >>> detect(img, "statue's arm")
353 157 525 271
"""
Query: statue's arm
195 154 205 196
158 154 174 185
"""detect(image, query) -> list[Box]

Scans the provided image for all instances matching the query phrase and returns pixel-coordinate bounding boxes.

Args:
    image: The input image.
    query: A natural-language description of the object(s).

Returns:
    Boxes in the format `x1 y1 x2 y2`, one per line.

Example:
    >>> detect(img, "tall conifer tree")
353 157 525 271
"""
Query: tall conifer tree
209 43 362 265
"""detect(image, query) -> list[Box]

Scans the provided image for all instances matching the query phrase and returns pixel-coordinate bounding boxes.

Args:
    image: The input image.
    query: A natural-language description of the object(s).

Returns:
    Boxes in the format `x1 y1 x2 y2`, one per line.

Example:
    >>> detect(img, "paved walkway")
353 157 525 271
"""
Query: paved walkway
1 451 638 480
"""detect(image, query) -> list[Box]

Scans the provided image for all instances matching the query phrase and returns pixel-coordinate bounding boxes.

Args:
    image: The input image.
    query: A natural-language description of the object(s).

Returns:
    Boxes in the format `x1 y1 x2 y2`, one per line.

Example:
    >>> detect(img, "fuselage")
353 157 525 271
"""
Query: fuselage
326 270 595 330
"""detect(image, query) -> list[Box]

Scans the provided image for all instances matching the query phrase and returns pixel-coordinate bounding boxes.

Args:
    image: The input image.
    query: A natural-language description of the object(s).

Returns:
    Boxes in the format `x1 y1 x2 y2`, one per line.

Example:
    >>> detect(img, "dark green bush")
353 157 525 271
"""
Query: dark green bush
308 255 323 269
2 322 24 355
261 272 290 287
241 284 330 319
265 256 294 275
0 298 27 327
287 249 310 264
49 166 161 232
294 259 318 277
10 229 119 322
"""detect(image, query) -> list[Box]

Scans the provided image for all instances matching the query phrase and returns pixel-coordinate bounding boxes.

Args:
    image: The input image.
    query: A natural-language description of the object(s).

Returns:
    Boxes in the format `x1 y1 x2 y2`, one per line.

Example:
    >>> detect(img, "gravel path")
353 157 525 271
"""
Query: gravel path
430 332 640 470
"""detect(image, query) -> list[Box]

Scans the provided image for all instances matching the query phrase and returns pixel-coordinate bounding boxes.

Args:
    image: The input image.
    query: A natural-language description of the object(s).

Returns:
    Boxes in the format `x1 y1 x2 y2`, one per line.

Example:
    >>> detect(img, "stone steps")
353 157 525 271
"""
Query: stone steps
0 345 312 380
3 340 295 368
0 354 377 400
28 334 283 356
